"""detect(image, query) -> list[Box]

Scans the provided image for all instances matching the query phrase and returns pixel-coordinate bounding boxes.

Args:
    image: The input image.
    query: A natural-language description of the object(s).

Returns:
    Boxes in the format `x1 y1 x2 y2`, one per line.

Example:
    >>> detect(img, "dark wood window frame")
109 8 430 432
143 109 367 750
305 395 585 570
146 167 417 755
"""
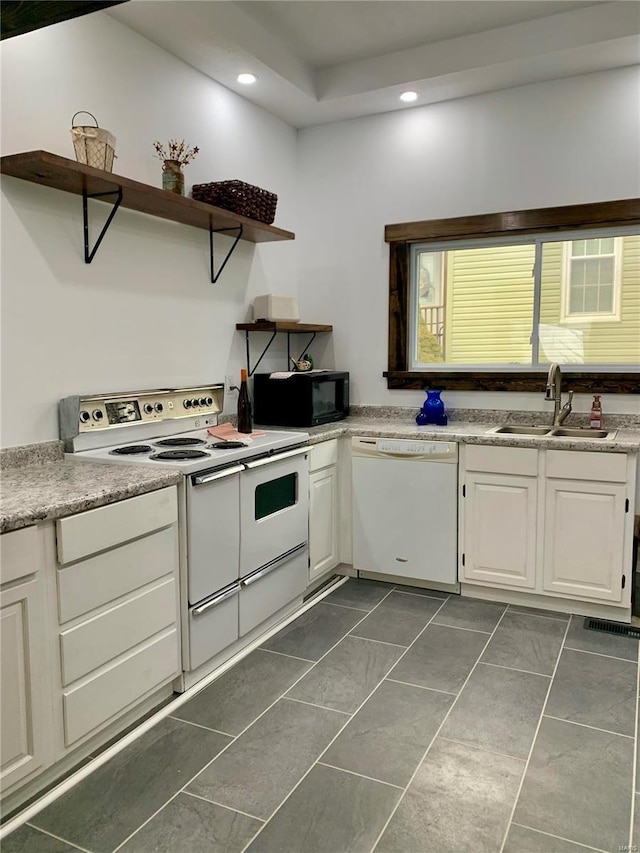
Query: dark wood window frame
385 198 640 394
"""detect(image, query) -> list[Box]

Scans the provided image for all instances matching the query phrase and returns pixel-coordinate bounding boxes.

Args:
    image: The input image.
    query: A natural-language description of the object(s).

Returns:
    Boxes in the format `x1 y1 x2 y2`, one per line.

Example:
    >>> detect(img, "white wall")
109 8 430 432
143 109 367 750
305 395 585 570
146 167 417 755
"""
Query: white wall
0 13 298 447
296 66 640 416
2 19 638 449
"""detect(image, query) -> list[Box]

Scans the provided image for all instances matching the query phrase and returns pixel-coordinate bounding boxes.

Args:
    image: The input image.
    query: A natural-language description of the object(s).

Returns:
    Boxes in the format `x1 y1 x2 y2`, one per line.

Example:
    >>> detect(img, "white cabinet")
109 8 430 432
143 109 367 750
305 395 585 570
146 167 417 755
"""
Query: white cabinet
463 472 537 589
0 526 50 792
309 440 339 582
460 444 635 610
542 450 630 603
55 487 180 748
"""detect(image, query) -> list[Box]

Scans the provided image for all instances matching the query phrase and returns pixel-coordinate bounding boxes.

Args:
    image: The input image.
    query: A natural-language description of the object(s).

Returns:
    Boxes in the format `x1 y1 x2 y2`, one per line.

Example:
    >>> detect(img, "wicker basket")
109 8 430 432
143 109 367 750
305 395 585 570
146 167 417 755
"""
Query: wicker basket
70 111 116 172
191 180 277 224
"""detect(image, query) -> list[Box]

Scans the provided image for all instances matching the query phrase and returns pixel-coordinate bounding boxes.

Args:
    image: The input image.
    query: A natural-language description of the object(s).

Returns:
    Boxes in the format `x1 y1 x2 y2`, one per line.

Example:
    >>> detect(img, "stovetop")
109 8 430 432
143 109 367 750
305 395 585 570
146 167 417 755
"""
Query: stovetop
75 427 309 475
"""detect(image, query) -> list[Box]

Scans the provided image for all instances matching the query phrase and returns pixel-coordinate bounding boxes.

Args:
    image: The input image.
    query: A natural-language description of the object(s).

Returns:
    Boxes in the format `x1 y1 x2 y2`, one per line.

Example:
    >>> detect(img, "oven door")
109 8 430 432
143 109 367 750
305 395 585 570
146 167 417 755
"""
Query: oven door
239 446 309 576
187 464 243 605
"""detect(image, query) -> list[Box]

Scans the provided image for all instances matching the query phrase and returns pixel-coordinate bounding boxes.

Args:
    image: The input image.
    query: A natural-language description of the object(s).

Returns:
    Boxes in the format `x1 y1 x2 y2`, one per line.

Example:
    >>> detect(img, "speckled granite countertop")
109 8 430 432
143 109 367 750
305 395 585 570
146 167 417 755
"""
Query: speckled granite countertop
0 442 182 533
3 411 638 534
276 408 640 452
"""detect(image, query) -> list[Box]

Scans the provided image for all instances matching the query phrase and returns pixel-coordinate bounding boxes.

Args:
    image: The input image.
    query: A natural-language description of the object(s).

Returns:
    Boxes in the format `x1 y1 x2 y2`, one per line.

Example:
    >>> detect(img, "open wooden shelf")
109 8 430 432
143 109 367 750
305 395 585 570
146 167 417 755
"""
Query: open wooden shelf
0 150 295 243
236 322 333 375
235 322 333 333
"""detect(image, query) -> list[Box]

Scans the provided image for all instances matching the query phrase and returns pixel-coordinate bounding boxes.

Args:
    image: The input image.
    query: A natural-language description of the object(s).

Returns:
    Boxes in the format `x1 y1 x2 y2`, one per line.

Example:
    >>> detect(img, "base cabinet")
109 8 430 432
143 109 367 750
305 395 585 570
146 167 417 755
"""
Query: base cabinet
460 445 635 610
1 486 181 811
309 440 339 582
543 479 627 602
56 488 180 749
463 472 537 589
0 527 50 793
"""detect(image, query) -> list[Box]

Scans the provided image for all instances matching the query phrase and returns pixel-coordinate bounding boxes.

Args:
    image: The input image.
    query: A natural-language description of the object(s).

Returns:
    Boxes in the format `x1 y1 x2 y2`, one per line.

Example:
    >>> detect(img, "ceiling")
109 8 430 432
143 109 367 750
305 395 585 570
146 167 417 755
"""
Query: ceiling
108 0 639 128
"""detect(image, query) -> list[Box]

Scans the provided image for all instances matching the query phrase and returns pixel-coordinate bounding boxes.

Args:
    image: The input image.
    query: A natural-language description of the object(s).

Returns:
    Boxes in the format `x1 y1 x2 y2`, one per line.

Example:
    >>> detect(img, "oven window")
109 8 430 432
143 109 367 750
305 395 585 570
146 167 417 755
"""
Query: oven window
255 473 297 520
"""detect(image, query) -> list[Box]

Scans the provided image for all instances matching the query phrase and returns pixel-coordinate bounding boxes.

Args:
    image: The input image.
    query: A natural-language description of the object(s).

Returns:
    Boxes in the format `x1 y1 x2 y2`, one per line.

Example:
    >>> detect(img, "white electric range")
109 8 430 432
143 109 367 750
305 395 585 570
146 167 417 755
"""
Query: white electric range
60 384 310 690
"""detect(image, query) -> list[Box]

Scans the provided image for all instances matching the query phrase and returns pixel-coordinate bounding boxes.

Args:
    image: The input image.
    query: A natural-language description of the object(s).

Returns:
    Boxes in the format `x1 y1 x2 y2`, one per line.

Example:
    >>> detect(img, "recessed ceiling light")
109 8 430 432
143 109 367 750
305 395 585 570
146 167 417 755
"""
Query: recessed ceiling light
400 91 418 103
237 73 257 85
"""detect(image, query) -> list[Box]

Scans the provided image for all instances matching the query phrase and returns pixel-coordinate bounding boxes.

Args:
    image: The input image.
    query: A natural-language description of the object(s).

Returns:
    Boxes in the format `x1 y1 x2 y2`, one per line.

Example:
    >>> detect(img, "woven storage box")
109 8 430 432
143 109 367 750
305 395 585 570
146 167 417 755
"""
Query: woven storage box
191 180 277 224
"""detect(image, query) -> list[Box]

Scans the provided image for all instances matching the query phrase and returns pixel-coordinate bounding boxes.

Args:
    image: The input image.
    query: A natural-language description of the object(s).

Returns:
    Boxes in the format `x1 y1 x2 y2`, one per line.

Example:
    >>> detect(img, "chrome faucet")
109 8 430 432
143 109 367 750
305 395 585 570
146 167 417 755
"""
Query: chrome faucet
545 363 573 426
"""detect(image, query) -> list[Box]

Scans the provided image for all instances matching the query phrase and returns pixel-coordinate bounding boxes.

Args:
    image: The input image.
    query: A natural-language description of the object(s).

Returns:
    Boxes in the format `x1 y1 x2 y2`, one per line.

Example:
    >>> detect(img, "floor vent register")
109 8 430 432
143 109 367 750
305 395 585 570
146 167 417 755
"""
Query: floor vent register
584 617 640 640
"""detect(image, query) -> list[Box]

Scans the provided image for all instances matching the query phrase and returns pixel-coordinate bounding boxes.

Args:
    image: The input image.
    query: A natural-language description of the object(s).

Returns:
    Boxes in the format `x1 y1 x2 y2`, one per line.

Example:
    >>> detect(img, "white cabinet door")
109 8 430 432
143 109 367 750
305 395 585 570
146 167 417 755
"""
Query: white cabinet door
462 472 537 589
309 466 339 581
543 479 627 603
1 576 47 791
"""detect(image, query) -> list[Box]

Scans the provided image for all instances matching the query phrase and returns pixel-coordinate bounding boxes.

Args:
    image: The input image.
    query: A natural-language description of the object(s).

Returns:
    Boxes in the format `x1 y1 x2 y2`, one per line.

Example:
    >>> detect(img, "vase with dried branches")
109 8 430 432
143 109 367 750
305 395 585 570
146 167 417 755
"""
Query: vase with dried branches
153 139 199 195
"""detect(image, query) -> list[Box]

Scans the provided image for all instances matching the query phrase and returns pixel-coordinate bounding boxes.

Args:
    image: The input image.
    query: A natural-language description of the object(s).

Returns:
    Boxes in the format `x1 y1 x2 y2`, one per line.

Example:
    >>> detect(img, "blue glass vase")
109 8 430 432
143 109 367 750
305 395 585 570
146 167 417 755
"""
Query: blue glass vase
423 390 446 424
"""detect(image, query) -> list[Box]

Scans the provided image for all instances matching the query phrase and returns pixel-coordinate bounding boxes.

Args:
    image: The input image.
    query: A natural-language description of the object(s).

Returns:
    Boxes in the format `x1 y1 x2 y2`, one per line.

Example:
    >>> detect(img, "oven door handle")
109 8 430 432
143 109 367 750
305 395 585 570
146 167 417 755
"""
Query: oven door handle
193 464 244 485
243 446 309 469
192 583 240 616
241 542 307 586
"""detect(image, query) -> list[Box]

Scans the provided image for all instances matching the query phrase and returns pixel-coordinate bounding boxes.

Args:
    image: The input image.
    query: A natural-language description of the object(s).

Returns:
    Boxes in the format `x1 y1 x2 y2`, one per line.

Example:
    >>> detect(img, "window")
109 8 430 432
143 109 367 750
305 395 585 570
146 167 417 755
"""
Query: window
386 199 640 393
561 237 622 321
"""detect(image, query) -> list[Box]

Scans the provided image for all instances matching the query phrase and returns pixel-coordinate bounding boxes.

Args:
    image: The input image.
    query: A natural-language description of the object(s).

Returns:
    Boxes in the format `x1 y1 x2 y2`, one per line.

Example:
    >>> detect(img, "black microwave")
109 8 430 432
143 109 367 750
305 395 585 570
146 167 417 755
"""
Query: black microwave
253 371 350 427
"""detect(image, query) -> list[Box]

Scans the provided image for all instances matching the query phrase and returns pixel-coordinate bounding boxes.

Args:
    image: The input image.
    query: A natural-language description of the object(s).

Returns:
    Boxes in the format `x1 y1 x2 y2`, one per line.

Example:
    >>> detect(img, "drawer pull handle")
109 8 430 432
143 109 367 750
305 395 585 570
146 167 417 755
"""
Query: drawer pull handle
242 543 307 586
193 584 240 616
193 464 244 485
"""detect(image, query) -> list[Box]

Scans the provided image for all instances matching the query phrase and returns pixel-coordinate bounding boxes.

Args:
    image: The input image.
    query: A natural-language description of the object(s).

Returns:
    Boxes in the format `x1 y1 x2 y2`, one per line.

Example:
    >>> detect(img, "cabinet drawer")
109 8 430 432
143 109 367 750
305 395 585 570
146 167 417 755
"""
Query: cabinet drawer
57 487 177 565
465 444 538 476
546 450 627 483
239 546 307 636
60 579 177 686
57 526 177 623
63 628 178 746
1 526 39 585
310 439 338 472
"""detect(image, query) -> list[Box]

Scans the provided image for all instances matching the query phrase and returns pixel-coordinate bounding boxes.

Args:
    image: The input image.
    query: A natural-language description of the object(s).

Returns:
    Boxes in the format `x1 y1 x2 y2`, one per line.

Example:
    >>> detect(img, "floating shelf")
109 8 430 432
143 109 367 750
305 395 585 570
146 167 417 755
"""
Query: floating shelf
235 322 333 375
235 322 332 333
1 151 294 281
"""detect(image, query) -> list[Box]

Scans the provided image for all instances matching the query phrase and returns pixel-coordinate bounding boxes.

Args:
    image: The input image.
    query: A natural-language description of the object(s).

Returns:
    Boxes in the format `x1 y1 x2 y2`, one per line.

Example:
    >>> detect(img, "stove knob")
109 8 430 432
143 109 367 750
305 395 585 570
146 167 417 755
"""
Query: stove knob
191 398 200 407
92 409 104 421
79 410 90 424
183 399 192 409
143 403 154 415
199 397 208 406
155 403 164 413
206 397 213 407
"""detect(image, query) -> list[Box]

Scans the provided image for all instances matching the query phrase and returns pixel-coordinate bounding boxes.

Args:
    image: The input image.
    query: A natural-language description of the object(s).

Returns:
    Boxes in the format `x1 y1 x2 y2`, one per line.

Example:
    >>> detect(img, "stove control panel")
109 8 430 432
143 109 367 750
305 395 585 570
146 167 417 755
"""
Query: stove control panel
61 385 224 437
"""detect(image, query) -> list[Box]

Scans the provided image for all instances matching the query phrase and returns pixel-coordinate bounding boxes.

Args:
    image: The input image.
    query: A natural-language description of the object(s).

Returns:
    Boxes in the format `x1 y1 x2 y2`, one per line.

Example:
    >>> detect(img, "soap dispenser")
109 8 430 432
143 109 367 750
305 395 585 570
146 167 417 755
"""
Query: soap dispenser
590 395 603 430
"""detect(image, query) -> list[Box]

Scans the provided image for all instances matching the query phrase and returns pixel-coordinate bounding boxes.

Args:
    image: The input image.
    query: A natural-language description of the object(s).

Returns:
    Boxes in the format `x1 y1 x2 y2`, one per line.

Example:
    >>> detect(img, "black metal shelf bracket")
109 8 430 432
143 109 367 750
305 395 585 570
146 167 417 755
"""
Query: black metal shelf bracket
244 330 319 376
210 224 243 283
291 332 317 365
82 187 123 263
245 330 278 377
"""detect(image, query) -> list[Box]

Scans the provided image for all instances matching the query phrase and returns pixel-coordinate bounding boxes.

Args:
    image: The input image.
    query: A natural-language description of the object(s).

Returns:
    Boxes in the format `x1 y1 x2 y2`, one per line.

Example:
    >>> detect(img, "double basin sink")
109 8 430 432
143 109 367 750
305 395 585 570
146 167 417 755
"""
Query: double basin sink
489 425 617 440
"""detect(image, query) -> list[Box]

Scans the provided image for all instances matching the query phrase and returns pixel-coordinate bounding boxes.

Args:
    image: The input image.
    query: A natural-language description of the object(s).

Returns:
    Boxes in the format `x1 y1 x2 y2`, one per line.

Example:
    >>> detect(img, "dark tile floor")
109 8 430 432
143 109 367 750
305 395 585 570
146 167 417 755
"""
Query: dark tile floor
4 579 639 853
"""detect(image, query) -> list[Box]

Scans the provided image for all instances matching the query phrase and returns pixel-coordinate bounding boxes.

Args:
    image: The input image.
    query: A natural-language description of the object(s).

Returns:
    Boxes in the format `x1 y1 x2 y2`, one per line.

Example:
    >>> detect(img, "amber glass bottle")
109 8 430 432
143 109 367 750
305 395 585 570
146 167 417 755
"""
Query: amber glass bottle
237 368 253 434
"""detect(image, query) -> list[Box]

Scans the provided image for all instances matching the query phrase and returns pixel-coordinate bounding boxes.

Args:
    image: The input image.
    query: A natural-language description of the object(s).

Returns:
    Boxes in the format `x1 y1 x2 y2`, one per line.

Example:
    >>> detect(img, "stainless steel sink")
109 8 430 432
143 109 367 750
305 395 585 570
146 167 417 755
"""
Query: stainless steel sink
491 425 552 436
549 427 617 440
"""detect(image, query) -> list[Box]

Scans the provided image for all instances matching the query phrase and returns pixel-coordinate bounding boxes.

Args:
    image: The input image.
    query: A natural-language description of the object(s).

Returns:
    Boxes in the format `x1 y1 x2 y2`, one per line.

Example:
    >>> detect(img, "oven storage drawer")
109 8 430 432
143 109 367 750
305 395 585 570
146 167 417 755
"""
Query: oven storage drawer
239 544 307 636
188 583 240 671
63 628 179 747
59 578 177 686
240 448 309 575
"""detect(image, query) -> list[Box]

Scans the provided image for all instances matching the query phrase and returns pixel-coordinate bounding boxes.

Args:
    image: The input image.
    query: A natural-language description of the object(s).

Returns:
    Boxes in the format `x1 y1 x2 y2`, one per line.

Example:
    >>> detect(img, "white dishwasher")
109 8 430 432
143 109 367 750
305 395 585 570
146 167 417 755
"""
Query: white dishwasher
351 436 458 585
